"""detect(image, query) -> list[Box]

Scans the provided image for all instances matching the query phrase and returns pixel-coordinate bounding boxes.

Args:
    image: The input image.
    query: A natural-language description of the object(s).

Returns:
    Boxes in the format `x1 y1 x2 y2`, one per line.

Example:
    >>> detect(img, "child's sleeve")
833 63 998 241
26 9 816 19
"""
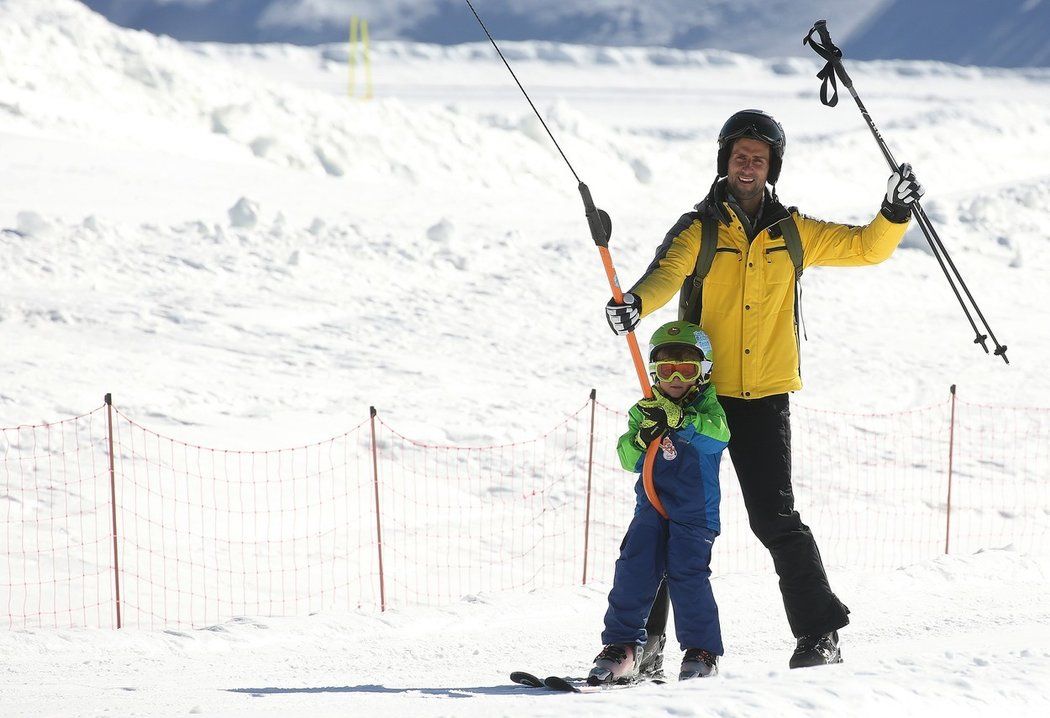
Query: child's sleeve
616 405 646 472
684 386 731 454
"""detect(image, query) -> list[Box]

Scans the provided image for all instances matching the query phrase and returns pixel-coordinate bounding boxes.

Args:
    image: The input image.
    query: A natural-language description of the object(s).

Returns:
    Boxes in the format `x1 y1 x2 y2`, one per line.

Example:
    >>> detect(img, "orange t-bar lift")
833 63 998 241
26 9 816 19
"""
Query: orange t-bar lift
463 0 668 518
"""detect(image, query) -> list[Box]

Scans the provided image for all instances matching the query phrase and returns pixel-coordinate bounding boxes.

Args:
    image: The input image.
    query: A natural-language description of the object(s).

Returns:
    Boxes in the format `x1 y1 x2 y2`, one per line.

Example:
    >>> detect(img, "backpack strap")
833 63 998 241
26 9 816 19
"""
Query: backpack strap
679 214 720 323
779 213 807 372
778 213 804 280
698 216 721 281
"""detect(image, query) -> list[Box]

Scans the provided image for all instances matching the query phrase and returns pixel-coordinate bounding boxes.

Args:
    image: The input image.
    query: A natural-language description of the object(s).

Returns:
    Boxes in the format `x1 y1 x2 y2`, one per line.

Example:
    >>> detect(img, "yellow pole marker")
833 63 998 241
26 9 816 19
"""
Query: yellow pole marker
362 19 373 100
349 16 359 97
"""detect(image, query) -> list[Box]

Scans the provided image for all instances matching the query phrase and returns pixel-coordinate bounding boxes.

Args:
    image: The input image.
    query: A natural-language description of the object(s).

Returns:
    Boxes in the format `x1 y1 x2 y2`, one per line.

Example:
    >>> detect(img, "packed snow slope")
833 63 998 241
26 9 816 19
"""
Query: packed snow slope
3 2 1050 717
2 549 1049 717
2 0 1048 444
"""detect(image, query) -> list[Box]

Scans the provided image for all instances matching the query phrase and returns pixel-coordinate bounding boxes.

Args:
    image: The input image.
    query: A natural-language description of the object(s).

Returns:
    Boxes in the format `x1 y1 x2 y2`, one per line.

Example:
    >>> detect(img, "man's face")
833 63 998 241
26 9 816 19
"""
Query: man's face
726 137 771 203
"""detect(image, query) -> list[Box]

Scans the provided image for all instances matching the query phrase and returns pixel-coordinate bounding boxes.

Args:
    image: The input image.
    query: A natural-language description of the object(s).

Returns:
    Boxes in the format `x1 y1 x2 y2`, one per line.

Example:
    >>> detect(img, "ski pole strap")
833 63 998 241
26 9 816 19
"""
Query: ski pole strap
803 20 852 107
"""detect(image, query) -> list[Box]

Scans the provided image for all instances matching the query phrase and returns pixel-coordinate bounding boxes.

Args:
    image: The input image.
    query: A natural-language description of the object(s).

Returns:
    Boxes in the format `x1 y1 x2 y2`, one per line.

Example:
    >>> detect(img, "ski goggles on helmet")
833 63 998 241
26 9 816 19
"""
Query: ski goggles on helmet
649 360 711 383
718 110 786 157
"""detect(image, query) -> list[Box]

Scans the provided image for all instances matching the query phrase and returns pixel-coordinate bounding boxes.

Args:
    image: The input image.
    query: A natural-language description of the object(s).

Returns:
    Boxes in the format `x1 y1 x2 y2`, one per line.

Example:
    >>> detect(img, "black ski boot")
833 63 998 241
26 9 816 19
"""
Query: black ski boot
638 632 666 678
788 630 842 668
679 648 718 680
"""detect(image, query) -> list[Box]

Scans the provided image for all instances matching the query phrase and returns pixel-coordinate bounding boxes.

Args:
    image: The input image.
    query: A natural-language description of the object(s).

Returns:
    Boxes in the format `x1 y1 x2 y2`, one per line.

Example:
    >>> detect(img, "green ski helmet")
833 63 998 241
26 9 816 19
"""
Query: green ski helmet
648 321 714 385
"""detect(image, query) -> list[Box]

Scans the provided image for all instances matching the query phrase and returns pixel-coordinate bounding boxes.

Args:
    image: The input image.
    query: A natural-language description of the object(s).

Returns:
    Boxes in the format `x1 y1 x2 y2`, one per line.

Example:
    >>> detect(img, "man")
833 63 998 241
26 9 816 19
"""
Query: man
605 109 923 669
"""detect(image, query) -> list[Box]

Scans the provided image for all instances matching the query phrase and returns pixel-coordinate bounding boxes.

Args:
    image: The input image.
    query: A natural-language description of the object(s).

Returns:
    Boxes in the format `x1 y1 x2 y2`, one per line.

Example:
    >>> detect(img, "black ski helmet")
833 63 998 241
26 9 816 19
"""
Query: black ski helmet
716 109 786 184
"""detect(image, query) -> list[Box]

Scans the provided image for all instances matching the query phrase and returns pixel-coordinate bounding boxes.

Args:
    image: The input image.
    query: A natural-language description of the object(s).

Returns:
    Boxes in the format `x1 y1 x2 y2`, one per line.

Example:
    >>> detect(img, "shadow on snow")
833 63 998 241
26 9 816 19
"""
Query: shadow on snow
226 683 550 698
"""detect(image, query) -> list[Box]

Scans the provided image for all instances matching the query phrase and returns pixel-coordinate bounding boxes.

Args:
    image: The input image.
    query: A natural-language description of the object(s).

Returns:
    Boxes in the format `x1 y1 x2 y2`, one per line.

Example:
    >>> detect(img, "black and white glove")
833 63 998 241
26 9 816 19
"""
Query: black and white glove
881 163 925 222
605 293 641 336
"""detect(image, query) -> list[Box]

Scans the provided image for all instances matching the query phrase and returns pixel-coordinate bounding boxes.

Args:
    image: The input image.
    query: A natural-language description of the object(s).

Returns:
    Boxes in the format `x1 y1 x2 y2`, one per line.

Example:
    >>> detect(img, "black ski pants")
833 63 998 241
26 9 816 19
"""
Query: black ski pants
645 393 849 641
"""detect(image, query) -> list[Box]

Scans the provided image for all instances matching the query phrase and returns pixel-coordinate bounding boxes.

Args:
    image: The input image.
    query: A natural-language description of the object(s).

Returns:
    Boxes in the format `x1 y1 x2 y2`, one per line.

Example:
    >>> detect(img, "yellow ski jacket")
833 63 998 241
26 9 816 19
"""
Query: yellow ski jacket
630 183 909 400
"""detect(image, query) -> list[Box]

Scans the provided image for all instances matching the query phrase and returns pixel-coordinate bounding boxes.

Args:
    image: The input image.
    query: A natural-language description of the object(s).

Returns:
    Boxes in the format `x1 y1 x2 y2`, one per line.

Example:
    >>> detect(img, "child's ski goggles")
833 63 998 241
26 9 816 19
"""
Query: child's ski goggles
649 359 712 382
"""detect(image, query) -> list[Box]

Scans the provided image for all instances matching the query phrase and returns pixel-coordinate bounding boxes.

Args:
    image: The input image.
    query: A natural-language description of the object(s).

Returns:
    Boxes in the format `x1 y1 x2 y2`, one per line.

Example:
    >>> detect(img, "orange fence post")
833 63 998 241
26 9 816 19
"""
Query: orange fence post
104 394 122 629
945 385 957 555
582 389 597 584
369 407 387 611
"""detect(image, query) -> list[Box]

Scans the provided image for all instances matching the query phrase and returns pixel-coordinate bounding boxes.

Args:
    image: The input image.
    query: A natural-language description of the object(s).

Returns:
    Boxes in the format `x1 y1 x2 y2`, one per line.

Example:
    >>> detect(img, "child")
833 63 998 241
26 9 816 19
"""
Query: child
590 320 730 684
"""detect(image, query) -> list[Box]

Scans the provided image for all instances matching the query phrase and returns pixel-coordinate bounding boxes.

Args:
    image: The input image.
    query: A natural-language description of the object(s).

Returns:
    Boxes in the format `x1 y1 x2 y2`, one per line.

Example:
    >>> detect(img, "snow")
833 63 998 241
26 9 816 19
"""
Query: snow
3 550 1049 716
2 1 1050 715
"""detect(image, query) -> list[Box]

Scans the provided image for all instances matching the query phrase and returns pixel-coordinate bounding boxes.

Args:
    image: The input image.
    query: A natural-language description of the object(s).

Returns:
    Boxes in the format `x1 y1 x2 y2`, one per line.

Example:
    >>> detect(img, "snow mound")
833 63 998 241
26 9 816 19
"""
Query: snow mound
0 0 651 193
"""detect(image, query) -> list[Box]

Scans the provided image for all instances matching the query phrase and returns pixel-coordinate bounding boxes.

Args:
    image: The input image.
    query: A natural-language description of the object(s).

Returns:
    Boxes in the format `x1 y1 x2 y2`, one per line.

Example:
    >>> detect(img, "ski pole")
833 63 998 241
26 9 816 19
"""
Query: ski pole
461 0 668 518
803 19 1008 364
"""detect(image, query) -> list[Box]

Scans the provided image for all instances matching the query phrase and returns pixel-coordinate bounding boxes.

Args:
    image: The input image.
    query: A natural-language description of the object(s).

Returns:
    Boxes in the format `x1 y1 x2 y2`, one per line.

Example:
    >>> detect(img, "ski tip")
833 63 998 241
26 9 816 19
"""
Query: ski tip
509 671 544 688
543 676 583 692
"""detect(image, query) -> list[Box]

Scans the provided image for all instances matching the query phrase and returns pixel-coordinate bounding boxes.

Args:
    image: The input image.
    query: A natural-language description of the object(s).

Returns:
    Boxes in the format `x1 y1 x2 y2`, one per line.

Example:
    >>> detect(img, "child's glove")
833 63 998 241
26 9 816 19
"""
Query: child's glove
632 394 684 448
634 415 666 448
639 393 685 429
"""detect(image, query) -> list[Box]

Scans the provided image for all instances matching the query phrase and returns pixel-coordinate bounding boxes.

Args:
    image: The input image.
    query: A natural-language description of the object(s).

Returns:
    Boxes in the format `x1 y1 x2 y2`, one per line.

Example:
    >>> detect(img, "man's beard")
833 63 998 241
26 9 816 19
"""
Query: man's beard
729 176 763 201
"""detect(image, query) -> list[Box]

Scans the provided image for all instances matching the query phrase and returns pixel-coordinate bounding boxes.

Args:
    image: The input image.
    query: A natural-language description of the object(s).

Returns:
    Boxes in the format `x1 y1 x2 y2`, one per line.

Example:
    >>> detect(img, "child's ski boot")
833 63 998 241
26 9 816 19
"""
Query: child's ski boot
679 648 718 680
587 644 642 685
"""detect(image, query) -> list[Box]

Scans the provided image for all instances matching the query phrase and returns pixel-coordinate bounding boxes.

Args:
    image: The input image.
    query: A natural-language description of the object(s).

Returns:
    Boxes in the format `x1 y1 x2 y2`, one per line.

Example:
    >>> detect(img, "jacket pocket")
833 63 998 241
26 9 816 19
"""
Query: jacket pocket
763 245 794 285
703 248 742 286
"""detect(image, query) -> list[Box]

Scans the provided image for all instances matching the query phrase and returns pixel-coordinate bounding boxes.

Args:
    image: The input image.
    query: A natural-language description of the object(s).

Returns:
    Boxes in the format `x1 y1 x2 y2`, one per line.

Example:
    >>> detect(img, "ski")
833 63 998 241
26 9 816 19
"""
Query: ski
511 669 666 692
542 674 666 693
509 671 545 688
